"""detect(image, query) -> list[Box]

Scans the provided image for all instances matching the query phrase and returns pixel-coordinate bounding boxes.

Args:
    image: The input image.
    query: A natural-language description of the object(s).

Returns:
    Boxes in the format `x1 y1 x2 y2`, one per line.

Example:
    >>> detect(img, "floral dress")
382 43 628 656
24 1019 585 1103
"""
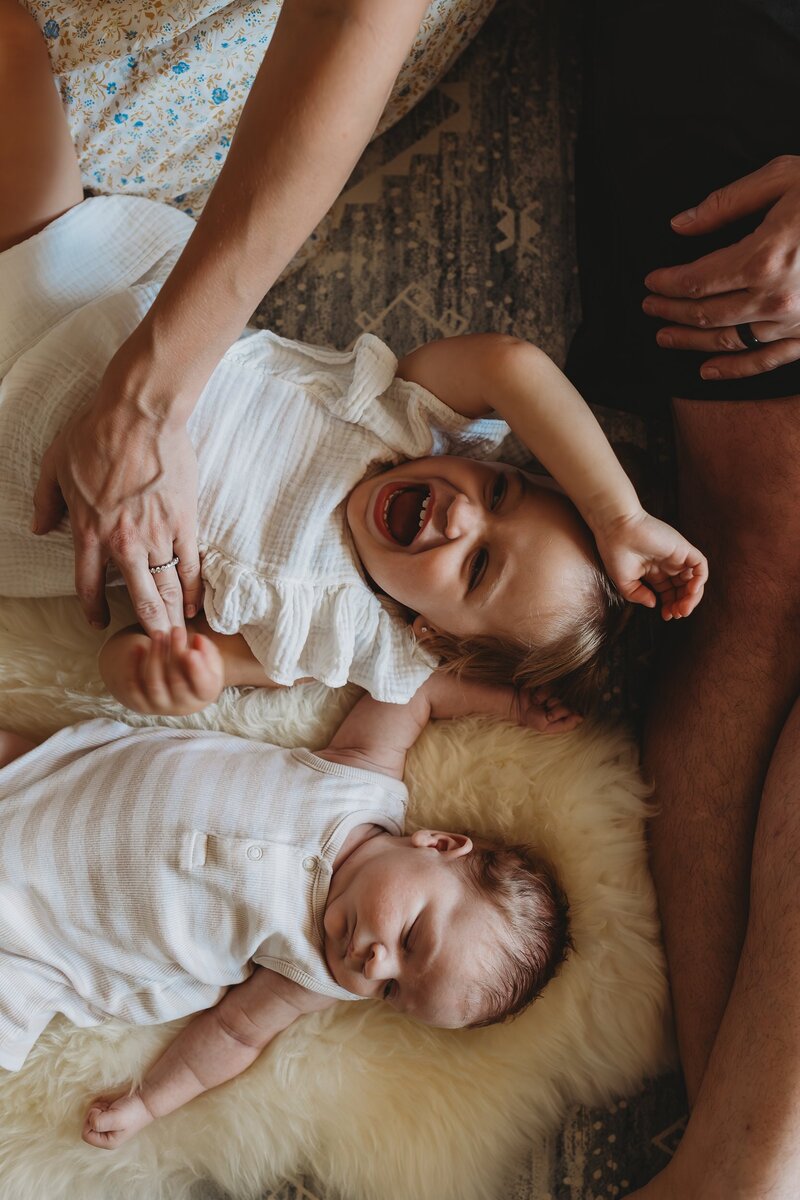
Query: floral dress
22 0 495 222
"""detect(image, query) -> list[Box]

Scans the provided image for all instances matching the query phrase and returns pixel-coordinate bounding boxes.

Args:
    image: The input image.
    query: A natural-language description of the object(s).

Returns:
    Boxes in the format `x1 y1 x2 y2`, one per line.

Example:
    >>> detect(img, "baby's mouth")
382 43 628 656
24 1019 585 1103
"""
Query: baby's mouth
375 483 432 546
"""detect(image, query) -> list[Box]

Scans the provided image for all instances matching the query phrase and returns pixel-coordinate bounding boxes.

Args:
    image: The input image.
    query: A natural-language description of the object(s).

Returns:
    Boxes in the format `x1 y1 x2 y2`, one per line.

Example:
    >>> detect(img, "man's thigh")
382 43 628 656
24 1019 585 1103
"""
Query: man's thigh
672 395 800 605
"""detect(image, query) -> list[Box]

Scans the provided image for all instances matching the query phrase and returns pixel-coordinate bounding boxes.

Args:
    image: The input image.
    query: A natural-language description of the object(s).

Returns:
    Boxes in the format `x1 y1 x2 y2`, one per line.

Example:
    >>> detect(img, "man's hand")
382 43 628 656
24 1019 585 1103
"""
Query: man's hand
643 156 800 380
82 1090 154 1150
32 354 203 634
594 510 708 620
104 627 225 716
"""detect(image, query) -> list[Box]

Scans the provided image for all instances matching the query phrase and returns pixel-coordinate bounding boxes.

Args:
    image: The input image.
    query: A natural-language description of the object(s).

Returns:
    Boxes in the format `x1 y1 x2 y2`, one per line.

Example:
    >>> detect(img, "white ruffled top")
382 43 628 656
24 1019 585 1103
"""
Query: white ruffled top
0 196 513 702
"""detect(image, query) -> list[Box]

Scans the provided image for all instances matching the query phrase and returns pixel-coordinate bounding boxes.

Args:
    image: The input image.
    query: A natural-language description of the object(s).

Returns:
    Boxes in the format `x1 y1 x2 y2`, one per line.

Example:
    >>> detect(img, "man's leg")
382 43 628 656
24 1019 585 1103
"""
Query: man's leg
635 675 800 1198
644 397 800 1105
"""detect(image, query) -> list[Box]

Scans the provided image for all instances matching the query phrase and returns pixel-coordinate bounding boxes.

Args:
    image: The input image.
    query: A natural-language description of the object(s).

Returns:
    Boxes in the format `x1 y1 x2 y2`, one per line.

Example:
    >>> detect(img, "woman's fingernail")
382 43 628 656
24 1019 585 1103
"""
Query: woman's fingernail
672 207 697 227
30 518 39 534
656 331 672 347
701 366 720 379
185 604 196 619
90 619 105 631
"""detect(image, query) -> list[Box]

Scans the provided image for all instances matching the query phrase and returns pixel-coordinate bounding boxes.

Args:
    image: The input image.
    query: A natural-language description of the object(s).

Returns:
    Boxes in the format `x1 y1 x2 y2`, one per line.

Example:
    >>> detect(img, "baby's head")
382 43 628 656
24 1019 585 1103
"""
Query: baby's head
323 826 569 1029
346 456 628 704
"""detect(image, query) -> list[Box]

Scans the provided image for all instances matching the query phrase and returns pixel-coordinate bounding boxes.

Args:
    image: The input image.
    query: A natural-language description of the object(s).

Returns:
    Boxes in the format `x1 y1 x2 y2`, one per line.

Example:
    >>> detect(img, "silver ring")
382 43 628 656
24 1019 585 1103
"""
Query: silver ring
149 554 180 575
736 322 761 350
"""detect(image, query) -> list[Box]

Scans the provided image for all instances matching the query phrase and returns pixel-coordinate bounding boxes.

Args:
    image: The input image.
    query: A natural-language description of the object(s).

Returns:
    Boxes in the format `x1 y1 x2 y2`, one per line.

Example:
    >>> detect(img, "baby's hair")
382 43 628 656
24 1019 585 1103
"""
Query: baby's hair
425 560 630 711
453 832 571 1028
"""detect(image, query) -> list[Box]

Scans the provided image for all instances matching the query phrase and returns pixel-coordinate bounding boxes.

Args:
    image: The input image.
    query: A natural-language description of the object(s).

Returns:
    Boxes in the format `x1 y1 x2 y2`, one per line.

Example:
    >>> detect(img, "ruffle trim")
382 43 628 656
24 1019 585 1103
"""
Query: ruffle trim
201 547 438 704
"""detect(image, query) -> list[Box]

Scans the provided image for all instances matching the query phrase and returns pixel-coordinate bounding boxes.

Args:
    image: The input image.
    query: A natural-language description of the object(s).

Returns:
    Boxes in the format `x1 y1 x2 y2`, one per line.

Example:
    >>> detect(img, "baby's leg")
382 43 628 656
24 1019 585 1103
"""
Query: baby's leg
0 0 82 252
0 731 36 769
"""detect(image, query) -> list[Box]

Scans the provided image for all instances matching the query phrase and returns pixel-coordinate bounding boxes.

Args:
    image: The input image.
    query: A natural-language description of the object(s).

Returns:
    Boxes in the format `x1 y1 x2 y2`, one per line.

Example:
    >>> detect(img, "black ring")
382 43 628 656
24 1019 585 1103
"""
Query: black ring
736 322 761 350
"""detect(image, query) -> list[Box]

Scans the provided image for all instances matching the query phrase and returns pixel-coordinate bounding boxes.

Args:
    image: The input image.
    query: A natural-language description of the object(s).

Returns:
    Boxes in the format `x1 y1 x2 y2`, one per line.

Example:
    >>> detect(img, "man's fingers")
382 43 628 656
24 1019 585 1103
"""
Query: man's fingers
667 158 792 237
74 541 110 630
656 323 762 354
645 244 752 300
699 338 800 380
173 533 203 619
643 289 757 330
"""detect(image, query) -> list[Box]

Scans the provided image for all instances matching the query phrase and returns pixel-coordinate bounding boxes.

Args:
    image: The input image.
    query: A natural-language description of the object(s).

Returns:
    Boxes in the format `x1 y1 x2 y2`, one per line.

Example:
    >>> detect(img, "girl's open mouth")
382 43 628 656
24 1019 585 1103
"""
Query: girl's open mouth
374 482 432 546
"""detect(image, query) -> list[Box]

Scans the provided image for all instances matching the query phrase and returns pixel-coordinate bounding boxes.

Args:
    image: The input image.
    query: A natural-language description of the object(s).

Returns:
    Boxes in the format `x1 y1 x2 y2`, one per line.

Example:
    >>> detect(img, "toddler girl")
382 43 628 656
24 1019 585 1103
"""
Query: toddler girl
0 9 707 715
0 673 570 1144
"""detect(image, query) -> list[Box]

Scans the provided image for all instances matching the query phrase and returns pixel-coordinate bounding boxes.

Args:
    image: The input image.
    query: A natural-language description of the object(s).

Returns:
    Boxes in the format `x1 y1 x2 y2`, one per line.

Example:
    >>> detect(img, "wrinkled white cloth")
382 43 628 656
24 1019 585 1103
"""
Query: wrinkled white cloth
0 196 512 701
0 718 407 1071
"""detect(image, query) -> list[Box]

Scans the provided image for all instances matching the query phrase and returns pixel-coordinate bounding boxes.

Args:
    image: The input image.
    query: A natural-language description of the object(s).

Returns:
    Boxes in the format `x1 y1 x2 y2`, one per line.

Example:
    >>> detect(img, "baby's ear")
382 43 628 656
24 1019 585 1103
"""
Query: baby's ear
410 830 472 857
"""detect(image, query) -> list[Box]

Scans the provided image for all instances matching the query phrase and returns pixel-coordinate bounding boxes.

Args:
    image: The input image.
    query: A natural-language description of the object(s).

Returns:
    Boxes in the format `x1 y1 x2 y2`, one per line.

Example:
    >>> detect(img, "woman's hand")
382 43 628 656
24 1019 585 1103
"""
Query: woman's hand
32 354 203 635
102 626 225 716
643 155 800 380
82 1090 154 1150
594 510 708 620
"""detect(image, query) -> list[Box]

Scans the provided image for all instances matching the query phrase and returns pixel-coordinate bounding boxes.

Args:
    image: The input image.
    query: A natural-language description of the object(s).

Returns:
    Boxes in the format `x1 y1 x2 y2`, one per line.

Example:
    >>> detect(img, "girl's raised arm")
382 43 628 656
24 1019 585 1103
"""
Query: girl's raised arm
398 334 708 618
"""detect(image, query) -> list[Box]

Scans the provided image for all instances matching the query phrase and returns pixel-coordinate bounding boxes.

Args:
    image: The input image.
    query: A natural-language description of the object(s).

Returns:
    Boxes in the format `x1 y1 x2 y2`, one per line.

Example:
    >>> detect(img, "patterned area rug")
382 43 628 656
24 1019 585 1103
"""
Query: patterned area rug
228 0 689 1196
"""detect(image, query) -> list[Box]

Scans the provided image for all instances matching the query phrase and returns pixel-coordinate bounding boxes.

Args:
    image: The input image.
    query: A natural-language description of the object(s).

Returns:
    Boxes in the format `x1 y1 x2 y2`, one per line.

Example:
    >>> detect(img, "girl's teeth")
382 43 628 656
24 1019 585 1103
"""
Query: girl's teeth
418 495 429 530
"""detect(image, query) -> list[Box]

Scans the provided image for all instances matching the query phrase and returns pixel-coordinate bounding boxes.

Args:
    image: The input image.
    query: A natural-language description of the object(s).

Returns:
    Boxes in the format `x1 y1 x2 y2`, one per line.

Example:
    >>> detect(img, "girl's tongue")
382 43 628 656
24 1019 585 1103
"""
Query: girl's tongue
386 486 430 546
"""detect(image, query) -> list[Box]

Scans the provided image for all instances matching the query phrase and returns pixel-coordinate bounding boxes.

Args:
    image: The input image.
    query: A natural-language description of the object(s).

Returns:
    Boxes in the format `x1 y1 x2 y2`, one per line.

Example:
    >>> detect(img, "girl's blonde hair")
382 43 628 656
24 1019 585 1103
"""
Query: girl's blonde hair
423 562 630 710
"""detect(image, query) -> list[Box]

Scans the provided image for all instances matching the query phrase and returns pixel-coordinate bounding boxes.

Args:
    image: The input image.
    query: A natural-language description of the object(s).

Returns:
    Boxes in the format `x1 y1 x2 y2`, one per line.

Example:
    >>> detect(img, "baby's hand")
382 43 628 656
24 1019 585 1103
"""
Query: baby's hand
595 510 708 620
128 627 225 715
517 688 582 734
82 1090 154 1150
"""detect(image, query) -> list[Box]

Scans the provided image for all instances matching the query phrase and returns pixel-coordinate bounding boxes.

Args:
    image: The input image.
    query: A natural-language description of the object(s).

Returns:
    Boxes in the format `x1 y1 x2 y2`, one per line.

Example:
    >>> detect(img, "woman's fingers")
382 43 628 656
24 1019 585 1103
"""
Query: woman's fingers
73 538 110 630
173 532 203 620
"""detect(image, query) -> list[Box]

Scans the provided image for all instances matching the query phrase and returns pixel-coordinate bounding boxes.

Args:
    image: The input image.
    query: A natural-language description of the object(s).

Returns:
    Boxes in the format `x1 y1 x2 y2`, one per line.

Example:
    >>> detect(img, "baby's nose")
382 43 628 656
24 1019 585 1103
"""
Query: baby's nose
363 942 392 980
444 493 480 540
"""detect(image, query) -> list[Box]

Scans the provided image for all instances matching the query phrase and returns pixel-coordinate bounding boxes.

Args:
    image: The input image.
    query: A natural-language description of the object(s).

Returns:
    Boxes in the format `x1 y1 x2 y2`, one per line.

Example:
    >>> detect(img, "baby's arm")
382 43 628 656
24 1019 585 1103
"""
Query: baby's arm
99 619 288 715
319 673 579 781
398 335 708 619
82 967 332 1150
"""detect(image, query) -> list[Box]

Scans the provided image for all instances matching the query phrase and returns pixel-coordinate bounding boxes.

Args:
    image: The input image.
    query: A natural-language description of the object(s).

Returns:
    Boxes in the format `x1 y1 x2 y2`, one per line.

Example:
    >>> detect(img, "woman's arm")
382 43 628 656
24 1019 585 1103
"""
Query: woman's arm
33 0 431 637
398 334 708 617
82 967 332 1149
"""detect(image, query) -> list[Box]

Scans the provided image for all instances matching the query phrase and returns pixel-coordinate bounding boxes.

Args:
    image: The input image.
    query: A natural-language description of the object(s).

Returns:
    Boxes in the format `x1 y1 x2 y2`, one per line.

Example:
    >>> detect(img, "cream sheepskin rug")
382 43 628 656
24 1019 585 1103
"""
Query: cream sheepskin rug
0 594 673 1200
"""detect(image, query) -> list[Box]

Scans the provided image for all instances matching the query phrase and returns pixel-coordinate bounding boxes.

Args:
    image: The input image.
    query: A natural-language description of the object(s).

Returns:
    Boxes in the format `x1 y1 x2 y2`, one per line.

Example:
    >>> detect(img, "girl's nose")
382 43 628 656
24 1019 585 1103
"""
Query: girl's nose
444 493 481 540
363 942 393 980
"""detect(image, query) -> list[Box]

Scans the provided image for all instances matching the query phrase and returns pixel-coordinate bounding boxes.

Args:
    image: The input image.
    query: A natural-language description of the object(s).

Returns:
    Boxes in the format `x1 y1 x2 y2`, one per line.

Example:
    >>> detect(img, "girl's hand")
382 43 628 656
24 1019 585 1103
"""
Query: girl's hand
82 1090 154 1150
518 688 582 734
595 510 708 620
32 351 203 636
125 628 225 715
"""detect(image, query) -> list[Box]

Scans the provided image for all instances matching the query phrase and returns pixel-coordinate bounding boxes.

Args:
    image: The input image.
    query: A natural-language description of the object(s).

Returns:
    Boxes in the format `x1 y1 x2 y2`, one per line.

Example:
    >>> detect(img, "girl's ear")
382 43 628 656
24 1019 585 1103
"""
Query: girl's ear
410 830 473 858
411 614 438 639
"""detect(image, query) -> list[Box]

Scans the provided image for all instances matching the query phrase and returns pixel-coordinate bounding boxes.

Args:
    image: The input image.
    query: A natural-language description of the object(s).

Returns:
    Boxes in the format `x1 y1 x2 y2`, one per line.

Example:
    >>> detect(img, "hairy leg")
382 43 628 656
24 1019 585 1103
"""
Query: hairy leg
645 396 800 1103
632 689 800 1199
0 731 36 769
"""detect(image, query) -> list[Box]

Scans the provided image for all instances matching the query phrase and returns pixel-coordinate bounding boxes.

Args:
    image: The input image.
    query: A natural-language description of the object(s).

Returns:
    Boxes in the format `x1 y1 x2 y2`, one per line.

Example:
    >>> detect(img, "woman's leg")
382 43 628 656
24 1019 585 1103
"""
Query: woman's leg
0 0 82 252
